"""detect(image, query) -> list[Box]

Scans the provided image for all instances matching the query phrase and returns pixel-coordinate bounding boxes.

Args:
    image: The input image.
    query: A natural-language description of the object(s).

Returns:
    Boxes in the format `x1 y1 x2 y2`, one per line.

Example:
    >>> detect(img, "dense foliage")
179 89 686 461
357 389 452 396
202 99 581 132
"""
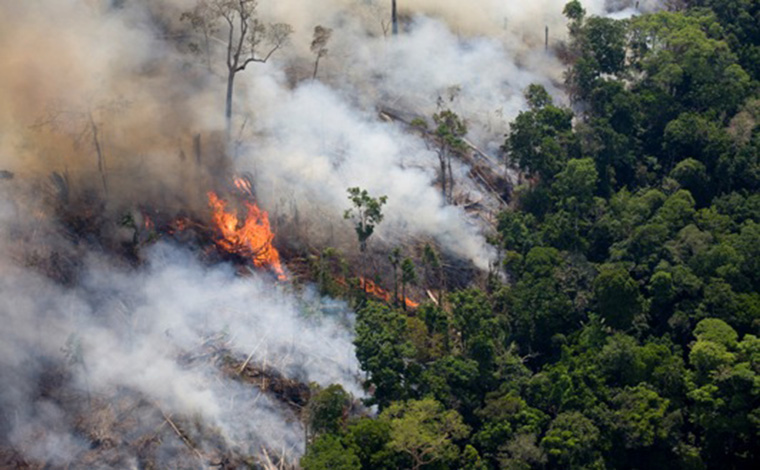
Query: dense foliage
303 1 760 469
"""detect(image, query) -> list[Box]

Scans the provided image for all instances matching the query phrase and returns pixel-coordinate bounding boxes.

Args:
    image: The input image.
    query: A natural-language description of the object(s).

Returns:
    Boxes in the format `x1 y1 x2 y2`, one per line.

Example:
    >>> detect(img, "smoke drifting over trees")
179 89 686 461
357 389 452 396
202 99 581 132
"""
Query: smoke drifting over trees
0 0 659 467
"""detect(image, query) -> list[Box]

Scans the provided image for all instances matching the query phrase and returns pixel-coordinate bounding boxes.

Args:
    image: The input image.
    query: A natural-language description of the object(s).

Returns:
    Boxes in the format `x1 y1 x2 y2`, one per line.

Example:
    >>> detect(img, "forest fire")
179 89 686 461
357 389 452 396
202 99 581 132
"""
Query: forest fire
207 191 287 281
359 277 419 310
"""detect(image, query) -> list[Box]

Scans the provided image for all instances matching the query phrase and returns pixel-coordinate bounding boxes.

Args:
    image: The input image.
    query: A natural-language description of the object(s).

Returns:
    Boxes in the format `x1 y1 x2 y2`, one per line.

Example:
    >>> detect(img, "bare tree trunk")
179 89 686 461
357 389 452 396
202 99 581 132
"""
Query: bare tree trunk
392 265 399 307
438 265 444 306
439 153 447 202
226 70 235 137
401 279 407 312
447 154 454 203
88 112 108 197
392 0 399 36
312 56 321 80
193 133 202 166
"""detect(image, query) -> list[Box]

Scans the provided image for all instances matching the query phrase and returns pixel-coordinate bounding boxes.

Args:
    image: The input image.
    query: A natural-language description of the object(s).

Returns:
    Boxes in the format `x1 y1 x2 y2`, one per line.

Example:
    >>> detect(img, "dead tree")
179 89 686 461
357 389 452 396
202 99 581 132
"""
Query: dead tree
182 0 293 136
432 110 467 204
34 99 127 197
364 0 391 37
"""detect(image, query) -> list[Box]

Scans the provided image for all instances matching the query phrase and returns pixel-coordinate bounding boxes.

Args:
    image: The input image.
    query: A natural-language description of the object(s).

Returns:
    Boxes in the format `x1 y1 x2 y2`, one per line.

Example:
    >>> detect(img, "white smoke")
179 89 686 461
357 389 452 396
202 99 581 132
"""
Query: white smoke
0 237 360 464
0 0 669 465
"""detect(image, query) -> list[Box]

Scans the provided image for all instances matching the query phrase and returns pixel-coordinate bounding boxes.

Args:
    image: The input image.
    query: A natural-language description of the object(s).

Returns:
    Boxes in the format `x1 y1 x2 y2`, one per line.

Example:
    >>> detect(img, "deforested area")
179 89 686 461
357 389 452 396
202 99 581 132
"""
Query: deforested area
1 1 760 469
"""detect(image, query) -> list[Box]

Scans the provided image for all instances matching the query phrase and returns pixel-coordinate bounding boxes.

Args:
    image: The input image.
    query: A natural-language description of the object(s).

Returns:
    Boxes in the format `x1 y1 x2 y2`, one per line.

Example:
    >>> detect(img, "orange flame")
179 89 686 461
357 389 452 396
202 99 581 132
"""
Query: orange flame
341 277 418 309
208 192 287 281
234 177 253 197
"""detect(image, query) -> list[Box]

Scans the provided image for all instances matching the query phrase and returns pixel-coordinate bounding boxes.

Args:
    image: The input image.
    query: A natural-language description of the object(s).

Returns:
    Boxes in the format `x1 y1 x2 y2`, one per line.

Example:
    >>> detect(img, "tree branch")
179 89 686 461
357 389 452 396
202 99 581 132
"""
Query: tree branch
236 42 282 71
224 13 234 69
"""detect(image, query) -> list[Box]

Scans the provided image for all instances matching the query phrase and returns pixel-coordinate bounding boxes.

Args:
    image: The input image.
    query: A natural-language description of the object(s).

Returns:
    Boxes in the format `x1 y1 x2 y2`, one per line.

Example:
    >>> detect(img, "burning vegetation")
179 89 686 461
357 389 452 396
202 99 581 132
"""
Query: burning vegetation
207 190 287 281
0 0 589 468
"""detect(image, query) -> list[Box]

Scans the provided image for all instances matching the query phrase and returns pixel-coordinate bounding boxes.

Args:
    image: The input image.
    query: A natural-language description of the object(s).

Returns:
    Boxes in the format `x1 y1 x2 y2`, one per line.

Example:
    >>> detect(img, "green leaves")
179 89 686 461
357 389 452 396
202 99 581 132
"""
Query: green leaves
593 264 646 331
505 98 576 182
553 158 599 214
540 411 602 470
433 109 467 152
305 384 353 438
380 398 470 470
301 435 361 470
344 187 387 252
354 302 416 407
610 385 671 449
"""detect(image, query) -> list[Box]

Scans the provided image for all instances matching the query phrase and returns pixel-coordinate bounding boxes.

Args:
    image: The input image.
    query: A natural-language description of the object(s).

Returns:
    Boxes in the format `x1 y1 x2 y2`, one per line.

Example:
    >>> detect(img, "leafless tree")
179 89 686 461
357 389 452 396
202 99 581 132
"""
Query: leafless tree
181 0 293 136
362 0 391 37
34 98 128 197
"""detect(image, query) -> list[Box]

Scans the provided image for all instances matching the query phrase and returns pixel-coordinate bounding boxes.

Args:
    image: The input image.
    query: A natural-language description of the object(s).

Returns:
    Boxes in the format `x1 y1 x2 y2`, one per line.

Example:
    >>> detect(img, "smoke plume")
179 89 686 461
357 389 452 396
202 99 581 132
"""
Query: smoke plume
0 0 661 466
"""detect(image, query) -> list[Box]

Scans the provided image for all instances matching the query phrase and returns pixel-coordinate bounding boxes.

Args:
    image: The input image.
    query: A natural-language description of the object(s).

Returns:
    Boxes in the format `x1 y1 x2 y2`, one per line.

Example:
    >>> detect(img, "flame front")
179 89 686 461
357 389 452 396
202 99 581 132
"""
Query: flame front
357 277 419 309
208 192 287 281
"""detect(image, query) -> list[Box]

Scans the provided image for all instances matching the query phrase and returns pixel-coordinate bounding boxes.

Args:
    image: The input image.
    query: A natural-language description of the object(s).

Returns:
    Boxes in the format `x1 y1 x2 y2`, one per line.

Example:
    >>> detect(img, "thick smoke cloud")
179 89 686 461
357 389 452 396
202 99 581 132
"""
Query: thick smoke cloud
0 236 359 464
0 0 662 466
0 0 656 268
234 0 659 267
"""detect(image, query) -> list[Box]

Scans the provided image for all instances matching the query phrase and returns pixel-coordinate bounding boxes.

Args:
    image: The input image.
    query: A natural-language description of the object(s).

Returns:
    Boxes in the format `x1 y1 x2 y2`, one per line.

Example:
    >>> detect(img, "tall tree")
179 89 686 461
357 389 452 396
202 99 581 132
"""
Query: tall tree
182 0 292 135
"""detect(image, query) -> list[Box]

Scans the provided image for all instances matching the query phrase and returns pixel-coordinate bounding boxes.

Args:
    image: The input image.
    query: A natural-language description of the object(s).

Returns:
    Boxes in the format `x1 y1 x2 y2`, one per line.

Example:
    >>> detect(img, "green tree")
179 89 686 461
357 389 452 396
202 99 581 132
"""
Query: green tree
344 418 398 470
594 264 646 330
553 158 599 215
344 187 388 253
506 248 579 356
354 302 416 407
563 0 586 43
566 16 627 102
380 398 470 470
671 158 709 204
505 101 577 182
525 83 553 110
301 434 361 470
305 384 352 441
499 433 547 470
610 385 671 449
694 317 739 349
461 444 488 470
541 411 603 470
